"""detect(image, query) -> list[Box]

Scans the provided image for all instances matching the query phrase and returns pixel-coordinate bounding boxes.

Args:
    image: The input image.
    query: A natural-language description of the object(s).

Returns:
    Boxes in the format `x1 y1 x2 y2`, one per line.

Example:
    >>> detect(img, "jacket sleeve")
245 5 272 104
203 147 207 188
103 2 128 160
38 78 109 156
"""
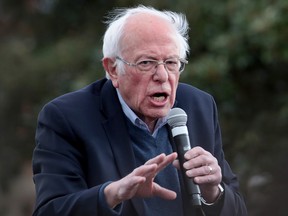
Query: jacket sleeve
176 83 247 216
32 101 119 216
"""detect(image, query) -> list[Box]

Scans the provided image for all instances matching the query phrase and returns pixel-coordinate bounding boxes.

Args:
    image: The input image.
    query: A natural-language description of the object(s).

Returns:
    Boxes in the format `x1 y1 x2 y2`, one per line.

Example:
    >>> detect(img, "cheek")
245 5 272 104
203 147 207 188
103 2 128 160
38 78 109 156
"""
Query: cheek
119 74 148 103
132 84 148 103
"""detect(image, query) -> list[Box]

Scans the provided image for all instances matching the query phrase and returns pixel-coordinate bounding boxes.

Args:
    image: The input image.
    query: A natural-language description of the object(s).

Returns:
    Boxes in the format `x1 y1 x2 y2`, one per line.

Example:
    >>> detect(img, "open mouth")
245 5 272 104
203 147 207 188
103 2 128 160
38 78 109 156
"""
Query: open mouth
151 92 168 102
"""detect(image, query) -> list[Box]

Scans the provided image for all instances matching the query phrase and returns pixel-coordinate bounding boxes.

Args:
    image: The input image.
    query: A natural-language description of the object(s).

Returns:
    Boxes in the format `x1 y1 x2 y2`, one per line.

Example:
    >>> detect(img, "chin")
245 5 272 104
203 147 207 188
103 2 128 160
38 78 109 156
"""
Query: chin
152 109 170 118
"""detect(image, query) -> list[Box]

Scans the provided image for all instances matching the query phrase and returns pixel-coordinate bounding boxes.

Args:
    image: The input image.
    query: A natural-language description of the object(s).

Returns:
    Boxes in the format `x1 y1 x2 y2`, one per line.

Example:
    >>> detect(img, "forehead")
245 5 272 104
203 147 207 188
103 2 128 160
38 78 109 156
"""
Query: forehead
119 13 179 55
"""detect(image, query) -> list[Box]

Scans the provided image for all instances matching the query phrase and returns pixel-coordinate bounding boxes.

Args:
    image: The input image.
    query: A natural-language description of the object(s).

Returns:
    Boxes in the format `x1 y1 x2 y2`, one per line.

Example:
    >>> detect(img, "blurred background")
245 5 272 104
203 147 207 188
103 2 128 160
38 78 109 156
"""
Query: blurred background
0 0 287 215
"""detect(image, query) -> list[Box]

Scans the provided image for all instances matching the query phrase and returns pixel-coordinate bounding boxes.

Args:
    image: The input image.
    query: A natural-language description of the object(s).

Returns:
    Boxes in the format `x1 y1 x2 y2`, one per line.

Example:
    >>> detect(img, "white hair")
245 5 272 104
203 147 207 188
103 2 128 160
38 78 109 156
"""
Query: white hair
102 5 190 78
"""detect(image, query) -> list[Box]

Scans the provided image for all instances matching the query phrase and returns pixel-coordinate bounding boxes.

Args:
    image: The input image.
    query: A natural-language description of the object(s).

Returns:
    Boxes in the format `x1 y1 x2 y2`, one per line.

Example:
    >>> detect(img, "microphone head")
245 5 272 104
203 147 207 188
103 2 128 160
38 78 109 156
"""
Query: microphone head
167 108 187 128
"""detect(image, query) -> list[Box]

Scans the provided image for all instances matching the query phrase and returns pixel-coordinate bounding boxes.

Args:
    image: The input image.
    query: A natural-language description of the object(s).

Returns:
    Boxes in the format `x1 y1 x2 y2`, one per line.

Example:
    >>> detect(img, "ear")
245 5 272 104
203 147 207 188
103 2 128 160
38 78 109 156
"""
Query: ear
102 57 119 88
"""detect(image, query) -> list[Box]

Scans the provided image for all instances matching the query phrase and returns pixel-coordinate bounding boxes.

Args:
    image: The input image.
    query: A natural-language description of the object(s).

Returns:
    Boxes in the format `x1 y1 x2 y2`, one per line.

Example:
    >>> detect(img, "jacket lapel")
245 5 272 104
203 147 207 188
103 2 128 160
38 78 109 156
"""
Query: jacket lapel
99 80 146 215
100 80 135 177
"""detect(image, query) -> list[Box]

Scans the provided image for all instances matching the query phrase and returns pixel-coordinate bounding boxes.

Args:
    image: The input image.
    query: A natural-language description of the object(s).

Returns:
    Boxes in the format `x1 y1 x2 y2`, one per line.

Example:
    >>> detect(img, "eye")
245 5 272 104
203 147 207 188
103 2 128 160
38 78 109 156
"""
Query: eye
137 60 156 71
138 60 155 66
165 59 178 65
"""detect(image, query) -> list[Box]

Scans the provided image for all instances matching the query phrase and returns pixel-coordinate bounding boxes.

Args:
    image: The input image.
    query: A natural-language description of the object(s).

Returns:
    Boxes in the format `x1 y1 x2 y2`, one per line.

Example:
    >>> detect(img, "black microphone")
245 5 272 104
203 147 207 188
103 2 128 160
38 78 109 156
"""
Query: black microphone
167 108 202 207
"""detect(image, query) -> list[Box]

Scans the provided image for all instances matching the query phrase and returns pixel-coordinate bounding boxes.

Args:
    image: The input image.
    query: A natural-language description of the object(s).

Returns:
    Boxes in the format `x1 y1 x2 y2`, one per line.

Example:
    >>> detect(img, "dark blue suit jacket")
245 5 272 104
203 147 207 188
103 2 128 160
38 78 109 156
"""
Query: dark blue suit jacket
32 78 247 215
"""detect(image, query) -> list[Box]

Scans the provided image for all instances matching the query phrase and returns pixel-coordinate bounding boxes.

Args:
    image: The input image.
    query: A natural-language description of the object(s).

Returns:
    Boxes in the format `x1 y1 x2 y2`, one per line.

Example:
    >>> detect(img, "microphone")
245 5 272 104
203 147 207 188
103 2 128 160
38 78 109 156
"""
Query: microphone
167 108 202 207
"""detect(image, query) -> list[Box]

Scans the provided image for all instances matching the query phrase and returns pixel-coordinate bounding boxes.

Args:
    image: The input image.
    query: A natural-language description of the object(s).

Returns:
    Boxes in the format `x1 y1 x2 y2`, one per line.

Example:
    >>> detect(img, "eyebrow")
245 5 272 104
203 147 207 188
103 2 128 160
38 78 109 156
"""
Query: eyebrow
136 54 179 61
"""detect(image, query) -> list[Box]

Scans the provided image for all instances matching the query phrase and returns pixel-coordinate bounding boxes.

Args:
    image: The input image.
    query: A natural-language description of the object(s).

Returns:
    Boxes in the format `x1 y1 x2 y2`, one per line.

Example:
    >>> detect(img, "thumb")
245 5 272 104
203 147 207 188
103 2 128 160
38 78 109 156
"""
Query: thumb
153 183 177 200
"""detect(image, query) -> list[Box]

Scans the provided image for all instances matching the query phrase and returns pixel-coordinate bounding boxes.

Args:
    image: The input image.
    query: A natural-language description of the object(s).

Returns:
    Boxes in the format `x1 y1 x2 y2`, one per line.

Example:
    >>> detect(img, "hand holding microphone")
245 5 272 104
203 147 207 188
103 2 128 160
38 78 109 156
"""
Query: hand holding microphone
167 108 223 206
167 108 202 207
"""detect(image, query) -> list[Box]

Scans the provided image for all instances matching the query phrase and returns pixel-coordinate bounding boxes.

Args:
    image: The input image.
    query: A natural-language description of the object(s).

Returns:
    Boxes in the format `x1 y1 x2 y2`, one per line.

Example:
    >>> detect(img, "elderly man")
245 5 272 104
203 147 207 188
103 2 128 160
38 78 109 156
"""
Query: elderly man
32 5 247 216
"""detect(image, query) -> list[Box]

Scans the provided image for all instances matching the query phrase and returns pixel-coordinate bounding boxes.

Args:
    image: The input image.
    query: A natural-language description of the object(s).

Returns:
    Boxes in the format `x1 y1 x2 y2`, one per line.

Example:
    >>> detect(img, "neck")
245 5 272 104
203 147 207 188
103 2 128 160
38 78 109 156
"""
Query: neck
135 113 157 133
146 120 157 133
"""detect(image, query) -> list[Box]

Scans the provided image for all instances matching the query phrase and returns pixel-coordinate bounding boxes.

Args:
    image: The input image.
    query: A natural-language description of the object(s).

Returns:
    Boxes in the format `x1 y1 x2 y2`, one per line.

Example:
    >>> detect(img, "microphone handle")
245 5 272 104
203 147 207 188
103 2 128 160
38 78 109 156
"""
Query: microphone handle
174 134 202 207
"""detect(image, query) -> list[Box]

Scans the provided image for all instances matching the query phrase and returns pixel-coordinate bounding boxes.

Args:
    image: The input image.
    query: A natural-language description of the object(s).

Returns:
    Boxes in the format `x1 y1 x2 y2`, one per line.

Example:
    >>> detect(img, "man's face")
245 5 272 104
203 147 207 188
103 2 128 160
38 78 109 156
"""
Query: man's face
108 14 181 127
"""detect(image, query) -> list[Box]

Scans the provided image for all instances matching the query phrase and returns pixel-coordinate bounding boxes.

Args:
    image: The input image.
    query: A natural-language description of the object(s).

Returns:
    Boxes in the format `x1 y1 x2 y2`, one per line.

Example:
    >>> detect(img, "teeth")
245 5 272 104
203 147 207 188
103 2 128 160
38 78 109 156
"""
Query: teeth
152 96 165 102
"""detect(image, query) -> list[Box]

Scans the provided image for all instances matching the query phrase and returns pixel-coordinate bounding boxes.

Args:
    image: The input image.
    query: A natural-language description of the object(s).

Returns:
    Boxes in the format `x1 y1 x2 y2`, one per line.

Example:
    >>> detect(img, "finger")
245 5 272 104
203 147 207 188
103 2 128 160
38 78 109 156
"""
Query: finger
145 153 177 173
145 153 166 165
156 152 177 170
206 165 213 175
133 164 158 178
194 166 222 185
183 155 212 170
194 173 220 185
184 146 206 160
184 149 217 171
185 165 210 177
166 152 178 161
172 159 180 170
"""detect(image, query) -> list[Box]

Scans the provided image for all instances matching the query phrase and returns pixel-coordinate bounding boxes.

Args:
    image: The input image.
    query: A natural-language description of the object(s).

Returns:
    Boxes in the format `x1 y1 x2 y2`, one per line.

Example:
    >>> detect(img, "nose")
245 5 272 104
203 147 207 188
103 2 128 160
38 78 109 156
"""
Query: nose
153 63 168 82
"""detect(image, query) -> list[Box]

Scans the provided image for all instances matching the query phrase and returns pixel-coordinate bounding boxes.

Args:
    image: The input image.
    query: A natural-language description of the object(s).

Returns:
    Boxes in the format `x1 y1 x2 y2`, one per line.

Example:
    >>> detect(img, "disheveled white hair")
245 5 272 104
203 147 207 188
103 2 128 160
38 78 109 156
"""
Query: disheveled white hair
102 5 190 78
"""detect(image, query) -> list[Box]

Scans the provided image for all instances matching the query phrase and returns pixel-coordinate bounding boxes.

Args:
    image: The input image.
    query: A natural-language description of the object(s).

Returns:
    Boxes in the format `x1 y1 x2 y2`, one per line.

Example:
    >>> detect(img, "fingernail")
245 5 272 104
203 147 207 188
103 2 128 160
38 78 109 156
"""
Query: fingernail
183 162 188 169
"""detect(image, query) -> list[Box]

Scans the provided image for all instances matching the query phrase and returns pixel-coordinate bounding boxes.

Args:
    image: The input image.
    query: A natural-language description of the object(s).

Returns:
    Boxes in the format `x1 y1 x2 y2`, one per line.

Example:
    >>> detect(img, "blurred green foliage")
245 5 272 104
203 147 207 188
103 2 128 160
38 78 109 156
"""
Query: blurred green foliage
0 0 287 215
